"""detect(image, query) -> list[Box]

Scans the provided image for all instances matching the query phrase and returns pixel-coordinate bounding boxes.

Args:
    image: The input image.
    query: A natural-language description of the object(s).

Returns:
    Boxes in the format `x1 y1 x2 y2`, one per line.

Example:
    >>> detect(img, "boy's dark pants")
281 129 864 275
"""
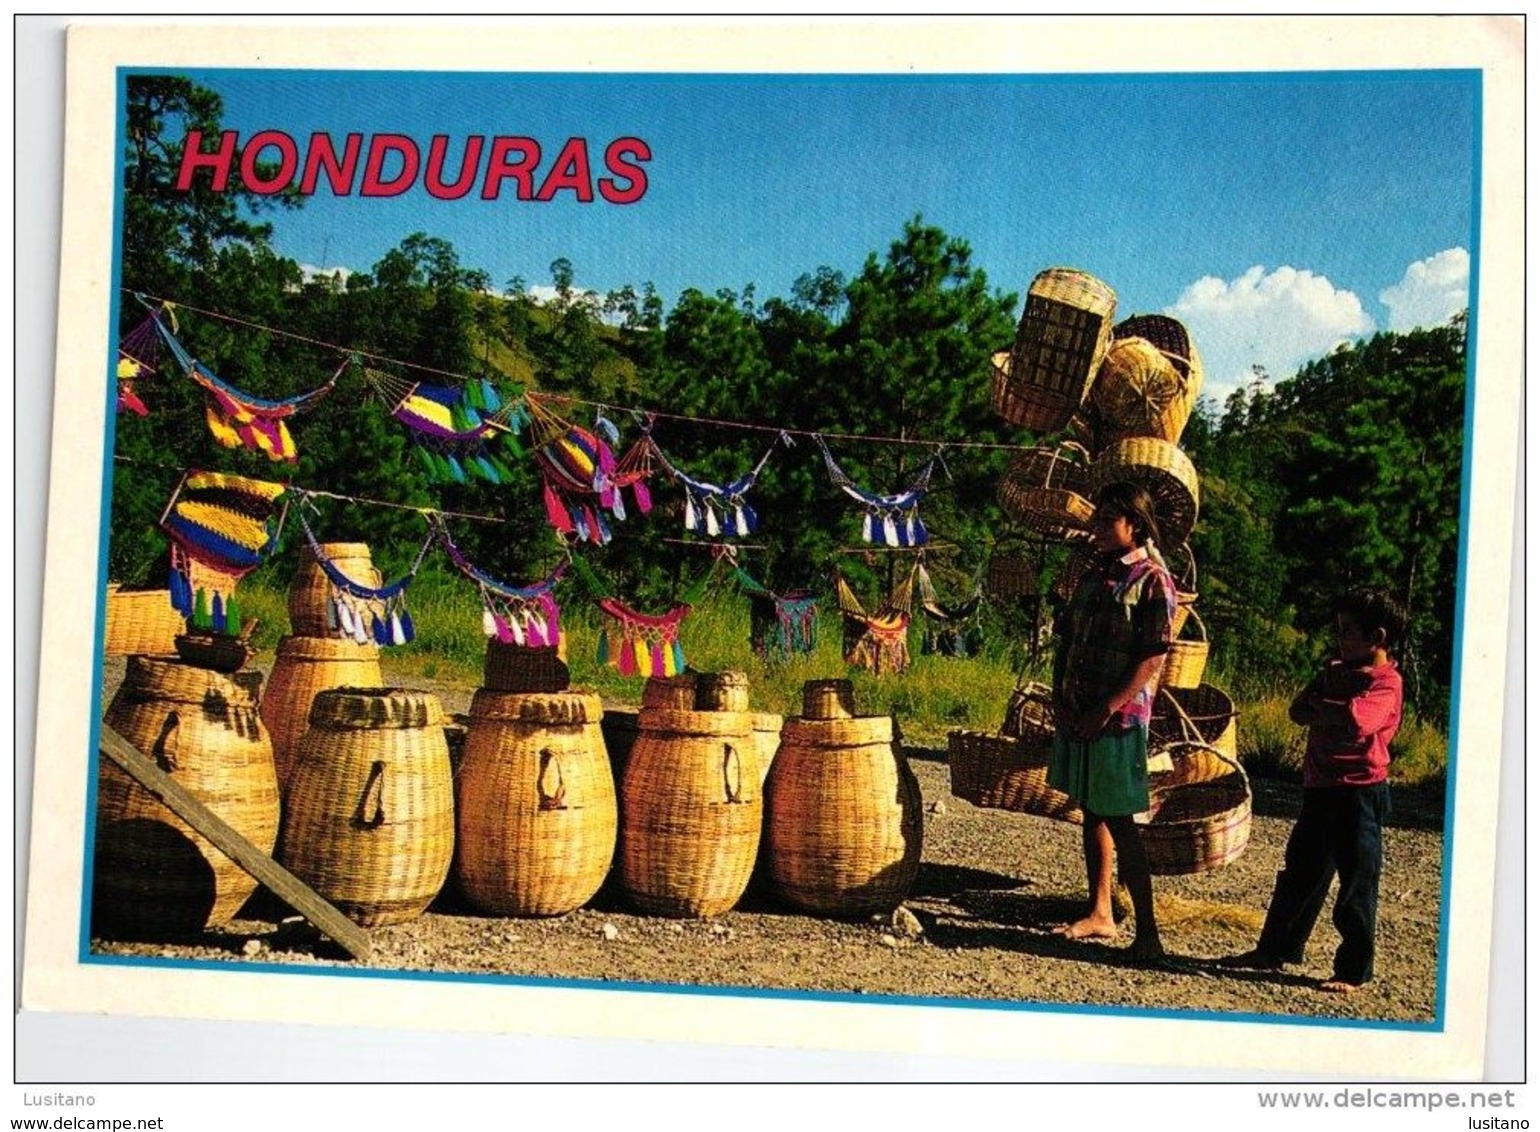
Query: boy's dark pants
1257 783 1391 984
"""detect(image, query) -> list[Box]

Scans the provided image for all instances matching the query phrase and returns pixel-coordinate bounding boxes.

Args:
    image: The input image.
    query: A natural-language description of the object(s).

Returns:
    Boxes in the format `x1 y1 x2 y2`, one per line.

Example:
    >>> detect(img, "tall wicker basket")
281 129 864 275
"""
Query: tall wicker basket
94 659 280 938
763 683 923 917
992 269 1118 431
619 708 761 917
278 688 455 927
1141 742 1251 875
287 542 382 637
454 690 616 917
261 634 383 788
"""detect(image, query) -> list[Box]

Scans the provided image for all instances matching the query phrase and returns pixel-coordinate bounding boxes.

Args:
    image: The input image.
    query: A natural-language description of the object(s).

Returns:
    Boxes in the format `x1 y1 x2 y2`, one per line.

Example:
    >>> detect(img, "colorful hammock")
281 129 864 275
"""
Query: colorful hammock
294 505 433 647
816 435 939 548
526 396 654 545
915 561 984 659
653 433 786 539
734 568 818 659
596 598 690 677
115 311 164 417
834 568 915 676
433 519 566 648
160 471 288 633
152 313 342 462
364 368 521 485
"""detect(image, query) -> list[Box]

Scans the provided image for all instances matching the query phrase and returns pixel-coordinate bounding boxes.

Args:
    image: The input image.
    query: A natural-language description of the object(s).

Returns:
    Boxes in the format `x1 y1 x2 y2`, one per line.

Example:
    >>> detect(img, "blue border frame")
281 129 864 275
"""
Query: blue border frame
81 64 1484 1037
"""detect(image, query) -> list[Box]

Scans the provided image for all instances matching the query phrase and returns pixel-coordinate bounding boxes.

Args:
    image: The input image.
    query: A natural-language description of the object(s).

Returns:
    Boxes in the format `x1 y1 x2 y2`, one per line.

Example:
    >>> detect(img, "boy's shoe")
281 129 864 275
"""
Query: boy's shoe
1214 949 1286 971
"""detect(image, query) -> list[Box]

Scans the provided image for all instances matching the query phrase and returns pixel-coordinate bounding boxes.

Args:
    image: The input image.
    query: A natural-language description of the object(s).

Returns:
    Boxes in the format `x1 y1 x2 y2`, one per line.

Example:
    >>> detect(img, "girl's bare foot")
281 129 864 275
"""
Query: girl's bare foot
1318 979 1363 995
1052 915 1119 941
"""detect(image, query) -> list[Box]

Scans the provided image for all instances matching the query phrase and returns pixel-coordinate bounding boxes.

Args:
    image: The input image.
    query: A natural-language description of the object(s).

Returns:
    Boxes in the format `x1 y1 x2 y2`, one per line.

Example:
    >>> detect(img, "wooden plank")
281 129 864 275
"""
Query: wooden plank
98 723 371 961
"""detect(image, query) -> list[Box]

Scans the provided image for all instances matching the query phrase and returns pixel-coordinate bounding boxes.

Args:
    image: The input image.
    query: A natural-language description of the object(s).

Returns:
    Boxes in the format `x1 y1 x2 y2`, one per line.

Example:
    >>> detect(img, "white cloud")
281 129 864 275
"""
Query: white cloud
297 262 353 287
1165 264 1374 405
1379 247 1469 331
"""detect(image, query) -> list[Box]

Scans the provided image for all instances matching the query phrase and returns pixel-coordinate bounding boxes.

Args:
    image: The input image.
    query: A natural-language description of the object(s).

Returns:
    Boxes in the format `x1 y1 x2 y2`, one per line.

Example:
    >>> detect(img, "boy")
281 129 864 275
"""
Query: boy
1222 588 1406 993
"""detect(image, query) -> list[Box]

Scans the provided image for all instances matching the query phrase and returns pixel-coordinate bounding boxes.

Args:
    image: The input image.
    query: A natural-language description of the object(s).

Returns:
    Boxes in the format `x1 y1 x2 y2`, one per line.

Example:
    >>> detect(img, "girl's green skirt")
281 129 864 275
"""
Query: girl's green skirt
1047 726 1150 817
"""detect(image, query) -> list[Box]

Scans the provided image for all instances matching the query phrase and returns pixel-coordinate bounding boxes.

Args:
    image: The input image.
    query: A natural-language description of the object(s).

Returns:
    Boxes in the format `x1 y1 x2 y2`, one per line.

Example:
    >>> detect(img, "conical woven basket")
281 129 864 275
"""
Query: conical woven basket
95 658 280 938
1088 436 1201 548
620 708 761 917
764 686 923 917
287 542 382 637
946 729 1082 823
1142 741 1251 875
278 688 454 927
454 690 616 917
261 634 383 788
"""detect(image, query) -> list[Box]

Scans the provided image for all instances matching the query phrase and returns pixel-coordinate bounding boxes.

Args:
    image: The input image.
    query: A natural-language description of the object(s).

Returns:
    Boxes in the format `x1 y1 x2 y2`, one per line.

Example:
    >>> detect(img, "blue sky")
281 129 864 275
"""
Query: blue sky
152 68 1478 403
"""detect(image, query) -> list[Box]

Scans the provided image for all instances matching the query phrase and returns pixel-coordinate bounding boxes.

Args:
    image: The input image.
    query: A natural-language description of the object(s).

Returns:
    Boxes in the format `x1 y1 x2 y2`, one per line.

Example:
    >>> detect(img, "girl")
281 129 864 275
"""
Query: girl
1048 481 1177 963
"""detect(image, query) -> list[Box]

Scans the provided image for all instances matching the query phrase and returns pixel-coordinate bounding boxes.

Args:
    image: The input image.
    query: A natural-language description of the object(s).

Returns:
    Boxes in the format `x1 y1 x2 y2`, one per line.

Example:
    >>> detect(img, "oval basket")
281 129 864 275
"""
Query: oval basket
998 442 1095 540
1141 741 1251 876
1088 436 1201 548
1149 683 1237 777
1160 609 1209 690
947 730 1082 824
1090 336 1195 447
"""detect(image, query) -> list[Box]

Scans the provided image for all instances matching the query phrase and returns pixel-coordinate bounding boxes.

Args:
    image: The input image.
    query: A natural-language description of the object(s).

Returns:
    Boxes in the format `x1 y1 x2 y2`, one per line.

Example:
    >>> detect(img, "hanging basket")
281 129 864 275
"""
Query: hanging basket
947 730 1082 824
1149 683 1237 776
998 441 1095 540
1088 436 1200 548
1001 680 1055 743
992 269 1118 432
1113 314 1205 389
1160 608 1209 690
1141 741 1251 876
1166 542 1199 637
985 547 1039 602
1089 336 1197 447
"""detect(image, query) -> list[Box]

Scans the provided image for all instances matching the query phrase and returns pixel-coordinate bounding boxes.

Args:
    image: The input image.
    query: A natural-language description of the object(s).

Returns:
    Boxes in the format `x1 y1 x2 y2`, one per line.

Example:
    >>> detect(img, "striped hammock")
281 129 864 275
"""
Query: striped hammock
434 519 567 648
835 568 915 675
815 435 938 548
364 368 520 485
160 471 287 634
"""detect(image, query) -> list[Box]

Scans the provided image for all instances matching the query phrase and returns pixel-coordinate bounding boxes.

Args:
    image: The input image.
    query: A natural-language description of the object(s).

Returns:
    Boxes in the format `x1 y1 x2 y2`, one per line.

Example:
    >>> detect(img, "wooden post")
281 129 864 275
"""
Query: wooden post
98 723 371 961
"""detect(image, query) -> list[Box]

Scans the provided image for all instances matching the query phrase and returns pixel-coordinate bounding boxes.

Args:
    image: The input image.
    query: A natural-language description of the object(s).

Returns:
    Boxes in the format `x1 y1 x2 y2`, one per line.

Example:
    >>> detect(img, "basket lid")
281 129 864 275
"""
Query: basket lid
636 708 753 739
469 689 602 725
308 687 445 730
782 714 894 748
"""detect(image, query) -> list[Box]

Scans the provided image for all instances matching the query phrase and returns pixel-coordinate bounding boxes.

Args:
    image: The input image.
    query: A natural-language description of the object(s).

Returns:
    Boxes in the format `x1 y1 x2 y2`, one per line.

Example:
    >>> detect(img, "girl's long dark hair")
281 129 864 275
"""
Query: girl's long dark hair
1093 481 1162 548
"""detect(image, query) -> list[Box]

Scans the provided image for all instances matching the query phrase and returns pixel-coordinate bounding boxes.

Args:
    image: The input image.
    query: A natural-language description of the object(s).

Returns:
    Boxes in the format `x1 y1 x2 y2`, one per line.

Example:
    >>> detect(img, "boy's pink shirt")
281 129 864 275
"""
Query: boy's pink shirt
1302 659 1403 788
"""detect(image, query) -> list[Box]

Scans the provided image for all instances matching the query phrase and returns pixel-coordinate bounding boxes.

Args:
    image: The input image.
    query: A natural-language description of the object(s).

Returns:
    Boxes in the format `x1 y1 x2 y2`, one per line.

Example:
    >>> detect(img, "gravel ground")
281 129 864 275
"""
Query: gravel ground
92 657 1444 1024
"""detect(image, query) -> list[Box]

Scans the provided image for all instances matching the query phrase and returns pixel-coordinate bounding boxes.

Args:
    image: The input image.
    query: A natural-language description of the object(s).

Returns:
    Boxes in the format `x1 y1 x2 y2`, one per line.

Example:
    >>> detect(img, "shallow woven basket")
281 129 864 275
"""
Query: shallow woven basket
1088 436 1201 548
103 586 183 658
1001 680 1056 743
454 690 616 917
992 269 1117 432
1090 336 1196 447
95 658 280 939
287 542 382 637
619 708 761 917
1141 741 1251 876
174 628 255 674
998 441 1095 540
1150 684 1237 777
278 687 454 927
1160 609 1210 690
484 641 571 694
947 730 1082 824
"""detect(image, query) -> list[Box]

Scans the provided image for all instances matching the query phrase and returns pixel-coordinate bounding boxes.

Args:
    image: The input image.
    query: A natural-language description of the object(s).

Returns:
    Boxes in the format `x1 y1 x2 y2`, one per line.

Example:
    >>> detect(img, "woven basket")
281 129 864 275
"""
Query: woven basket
947 730 1083 823
287 542 382 637
600 708 641 782
454 690 616 917
985 548 1039 602
751 711 783 787
766 709 923 916
998 441 1095 540
1090 336 1196 447
1114 314 1205 390
103 586 183 658
1001 680 1056 742
278 688 454 927
802 679 856 721
1088 436 1201 548
1160 609 1209 690
261 634 383 789
1150 684 1237 778
173 626 256 674
484 641 571 694
992 269 1118 432
1141 741 1251 876
1165 542 1199 637
95 659 280 938
641 674 698 712
695 671 750 712
620 708 761 917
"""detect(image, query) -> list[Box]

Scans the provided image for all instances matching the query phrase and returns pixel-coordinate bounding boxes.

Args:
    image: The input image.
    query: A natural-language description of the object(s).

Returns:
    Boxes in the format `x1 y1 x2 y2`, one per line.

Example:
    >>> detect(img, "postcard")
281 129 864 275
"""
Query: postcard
19 17 1524 1080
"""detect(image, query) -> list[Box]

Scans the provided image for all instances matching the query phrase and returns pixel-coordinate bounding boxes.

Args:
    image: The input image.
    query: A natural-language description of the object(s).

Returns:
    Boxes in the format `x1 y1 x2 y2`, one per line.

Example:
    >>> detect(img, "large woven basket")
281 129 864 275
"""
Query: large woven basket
1113 314 1204 389
992 269 1118 432
998 441 1095 540
1150 683 1237 778
94 658 280 939
1001 680 1056 743
766 693 923 917
1088 436 1201 548
287 542 382 637
947 730 1082 824
1160 609 1209 690
261 634 384 788
103 586 183 658
454 690 616 917
278 688 455 927
1141 742 1251 876
1090 336 1197 447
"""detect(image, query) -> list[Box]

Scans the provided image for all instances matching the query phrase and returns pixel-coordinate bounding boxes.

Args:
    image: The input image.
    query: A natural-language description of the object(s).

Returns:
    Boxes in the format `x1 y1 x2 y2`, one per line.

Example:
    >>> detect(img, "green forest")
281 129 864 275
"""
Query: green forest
109 76 1469 757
